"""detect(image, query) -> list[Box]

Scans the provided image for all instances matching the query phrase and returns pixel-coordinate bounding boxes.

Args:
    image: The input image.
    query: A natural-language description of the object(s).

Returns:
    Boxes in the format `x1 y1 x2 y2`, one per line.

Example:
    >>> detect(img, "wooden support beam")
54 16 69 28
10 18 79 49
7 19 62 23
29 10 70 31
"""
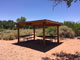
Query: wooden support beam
57 26 59 43
43 25 46 47
33 27 35 40
17 25 20 43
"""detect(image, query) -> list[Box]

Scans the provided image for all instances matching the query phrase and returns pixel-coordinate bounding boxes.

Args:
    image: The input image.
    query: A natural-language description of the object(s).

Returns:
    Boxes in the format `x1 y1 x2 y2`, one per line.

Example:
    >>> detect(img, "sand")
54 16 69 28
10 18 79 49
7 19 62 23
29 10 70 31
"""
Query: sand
0 37 80 60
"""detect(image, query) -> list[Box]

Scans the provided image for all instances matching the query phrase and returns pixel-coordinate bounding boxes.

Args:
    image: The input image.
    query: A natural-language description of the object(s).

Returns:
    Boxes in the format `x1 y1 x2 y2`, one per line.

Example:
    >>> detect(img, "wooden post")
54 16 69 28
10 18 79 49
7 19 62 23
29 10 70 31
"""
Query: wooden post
57 26 59 43
17 25 20 43
43 25 46 47
33 27 35 40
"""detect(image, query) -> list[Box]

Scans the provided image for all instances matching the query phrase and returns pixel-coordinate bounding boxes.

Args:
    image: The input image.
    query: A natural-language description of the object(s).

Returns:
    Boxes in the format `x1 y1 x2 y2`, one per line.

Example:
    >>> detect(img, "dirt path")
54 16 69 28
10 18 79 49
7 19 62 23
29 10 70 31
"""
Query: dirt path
0 38 80 60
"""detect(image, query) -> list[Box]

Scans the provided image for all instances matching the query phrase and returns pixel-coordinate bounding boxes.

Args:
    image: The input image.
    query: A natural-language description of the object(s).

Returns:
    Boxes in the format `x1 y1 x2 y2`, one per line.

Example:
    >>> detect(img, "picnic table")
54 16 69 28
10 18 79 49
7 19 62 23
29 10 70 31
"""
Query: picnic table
38 35 57 42
20 34 34 41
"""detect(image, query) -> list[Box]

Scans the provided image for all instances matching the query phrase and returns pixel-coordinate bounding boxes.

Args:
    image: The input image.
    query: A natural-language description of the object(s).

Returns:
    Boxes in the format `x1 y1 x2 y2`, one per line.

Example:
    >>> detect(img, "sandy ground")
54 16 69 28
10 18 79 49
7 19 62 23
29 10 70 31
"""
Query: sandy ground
0 37 80 60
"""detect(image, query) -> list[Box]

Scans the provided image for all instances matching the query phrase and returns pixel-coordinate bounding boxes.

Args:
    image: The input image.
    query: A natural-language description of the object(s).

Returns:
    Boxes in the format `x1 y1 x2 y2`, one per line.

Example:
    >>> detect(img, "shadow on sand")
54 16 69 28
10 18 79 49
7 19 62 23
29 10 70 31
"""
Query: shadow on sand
42 51 80 60
12 39 62 52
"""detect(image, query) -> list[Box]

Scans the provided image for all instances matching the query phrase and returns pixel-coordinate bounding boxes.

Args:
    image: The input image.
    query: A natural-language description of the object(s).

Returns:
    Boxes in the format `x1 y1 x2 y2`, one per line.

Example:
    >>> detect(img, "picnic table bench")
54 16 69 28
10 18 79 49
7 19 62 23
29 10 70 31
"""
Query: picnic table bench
20 34 34 41
38 35 57 42
38 35 57 39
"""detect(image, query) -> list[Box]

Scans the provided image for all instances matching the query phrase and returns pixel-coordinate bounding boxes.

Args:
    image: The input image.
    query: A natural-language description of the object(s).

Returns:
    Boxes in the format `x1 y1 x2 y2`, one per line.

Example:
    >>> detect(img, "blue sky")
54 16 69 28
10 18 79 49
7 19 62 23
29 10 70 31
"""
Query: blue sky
0 0 80 22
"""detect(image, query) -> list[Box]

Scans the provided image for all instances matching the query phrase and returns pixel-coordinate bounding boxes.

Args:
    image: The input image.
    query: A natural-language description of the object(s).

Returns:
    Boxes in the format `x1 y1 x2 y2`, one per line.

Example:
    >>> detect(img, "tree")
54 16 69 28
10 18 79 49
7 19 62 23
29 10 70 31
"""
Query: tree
16 18 20 23
63 21 80 36
0 20 16 29
50 0 79 7
16 16 26 23
7 20 16 29
0 21 3 29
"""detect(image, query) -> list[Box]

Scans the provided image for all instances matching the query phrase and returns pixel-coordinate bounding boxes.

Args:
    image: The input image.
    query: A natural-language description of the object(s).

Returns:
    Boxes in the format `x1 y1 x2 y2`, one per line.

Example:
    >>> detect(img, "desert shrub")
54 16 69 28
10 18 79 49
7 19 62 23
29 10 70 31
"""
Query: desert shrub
8 33 16 40
2 32 15 40
2 30 17 39
26 29 33 34
64 21 80 36
37 32 43 36
12 29 33 39
75 27 80 36
20 29 32 35
0 35 2 40
2 34 9 40
36 27 56 36
0 29 33 40
46 27 56 36
13 31 18 39
59 26 75 38
0 29 5 32
36 26 75 38
36 29 43 36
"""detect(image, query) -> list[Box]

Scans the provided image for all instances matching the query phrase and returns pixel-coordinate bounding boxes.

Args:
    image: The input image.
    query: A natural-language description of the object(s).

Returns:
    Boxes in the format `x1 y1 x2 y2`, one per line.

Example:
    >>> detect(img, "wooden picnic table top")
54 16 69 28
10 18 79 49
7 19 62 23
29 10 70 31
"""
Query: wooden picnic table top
20 34 34 37
38 35 57 39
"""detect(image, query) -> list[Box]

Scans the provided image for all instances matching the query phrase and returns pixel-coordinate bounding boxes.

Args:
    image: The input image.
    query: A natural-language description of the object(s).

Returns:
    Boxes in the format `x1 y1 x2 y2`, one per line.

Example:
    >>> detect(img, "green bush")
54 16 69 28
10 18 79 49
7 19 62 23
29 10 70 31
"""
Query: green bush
59 26 75 38
75 27 80 36
36 29 43 36
37 26 75 38
0 27 75 40
46 27 56 36
36 27 56 36
64 21 80 36
37 32 43 36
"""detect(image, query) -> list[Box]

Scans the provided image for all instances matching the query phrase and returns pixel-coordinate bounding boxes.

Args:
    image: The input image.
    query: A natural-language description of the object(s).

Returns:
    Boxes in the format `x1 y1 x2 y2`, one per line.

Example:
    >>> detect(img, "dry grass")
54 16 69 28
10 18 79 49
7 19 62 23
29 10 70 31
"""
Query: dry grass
0 29 33 40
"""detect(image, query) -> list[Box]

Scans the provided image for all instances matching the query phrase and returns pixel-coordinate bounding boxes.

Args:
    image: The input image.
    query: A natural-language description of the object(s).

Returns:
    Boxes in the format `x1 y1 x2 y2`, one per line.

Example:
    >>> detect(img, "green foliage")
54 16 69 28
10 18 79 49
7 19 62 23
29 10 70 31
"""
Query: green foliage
0 17 31 29
63 21 80 36
16 16 28 29
0 19 80 40
59 26 75 38
0 20 16 29
36 32 43 36
36 27 56 36
16 16 26 23
36 29 43 36
46 27 56 36
37 27 56 36
37 26 75 38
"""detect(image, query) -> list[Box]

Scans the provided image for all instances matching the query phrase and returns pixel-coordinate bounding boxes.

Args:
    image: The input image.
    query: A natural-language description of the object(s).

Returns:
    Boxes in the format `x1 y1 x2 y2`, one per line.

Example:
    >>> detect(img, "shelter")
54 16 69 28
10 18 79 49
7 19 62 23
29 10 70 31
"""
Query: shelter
16 19 62 46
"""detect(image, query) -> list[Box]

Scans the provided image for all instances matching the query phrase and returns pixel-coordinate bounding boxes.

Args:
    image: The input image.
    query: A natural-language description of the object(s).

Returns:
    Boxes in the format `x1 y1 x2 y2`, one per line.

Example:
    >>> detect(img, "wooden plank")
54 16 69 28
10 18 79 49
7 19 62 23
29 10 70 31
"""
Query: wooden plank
17 25 20 43
43 24 46 47
16 20 62 26
57 26 59 43
33 27 35 40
